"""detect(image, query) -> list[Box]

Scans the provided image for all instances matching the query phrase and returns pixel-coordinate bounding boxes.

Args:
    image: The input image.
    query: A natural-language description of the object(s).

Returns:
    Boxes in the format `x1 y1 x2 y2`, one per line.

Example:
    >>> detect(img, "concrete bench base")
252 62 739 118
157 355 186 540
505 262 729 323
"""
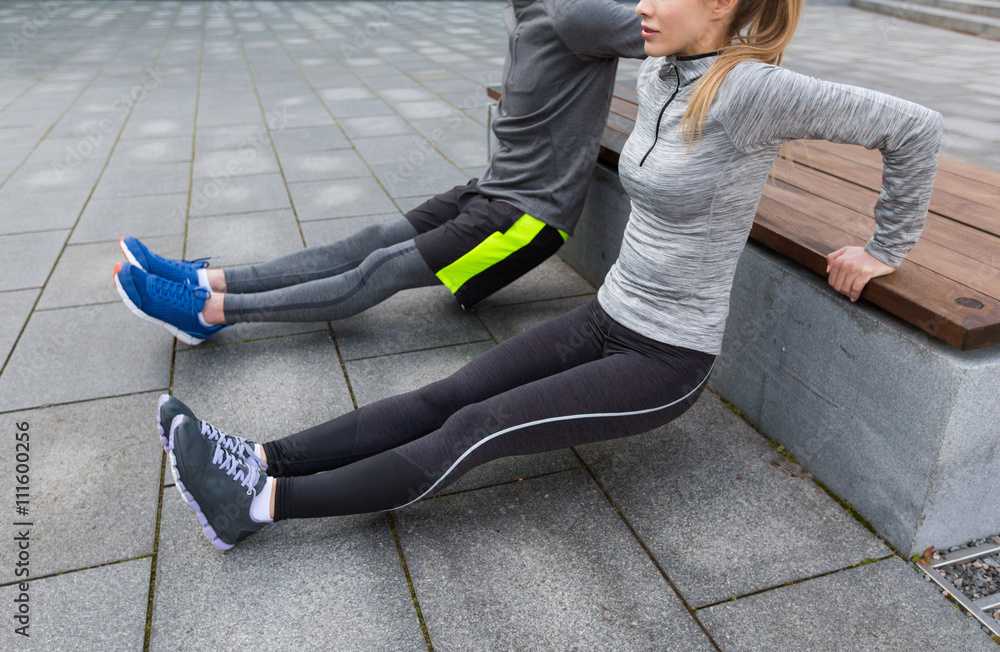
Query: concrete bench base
561 162 1000 556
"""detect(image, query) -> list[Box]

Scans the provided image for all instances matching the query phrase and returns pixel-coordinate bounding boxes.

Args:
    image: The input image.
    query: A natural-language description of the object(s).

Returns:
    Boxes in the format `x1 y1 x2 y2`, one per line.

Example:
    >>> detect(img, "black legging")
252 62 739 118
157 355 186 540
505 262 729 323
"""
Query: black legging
263 299 716 520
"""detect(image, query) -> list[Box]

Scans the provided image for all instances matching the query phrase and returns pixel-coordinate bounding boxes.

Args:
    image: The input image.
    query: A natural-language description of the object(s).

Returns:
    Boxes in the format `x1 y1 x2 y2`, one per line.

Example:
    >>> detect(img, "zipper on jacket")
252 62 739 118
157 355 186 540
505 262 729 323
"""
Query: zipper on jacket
638 65 681 167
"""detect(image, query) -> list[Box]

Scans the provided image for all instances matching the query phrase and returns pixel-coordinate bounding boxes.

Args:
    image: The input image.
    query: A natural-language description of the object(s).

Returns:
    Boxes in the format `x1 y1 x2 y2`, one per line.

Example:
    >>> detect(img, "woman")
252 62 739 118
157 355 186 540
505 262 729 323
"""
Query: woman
162 0 942 550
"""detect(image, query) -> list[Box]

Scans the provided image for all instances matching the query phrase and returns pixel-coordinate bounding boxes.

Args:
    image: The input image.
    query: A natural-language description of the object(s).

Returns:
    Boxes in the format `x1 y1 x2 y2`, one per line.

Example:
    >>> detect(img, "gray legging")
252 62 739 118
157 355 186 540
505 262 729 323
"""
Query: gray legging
222 217 439 322
262 299 716 520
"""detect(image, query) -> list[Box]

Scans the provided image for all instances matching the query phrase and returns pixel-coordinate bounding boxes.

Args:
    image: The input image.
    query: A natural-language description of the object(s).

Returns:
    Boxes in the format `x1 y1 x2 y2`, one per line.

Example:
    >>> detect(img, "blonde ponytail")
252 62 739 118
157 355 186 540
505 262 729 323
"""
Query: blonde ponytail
681 0 803 147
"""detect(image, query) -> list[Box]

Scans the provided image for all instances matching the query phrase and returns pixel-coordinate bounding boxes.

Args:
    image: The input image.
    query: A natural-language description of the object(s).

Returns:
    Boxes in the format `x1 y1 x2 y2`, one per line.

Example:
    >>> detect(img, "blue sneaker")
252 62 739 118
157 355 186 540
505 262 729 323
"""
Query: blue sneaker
168 415 269 551
114 262 228 345
157 395 266 471
119 236 210 288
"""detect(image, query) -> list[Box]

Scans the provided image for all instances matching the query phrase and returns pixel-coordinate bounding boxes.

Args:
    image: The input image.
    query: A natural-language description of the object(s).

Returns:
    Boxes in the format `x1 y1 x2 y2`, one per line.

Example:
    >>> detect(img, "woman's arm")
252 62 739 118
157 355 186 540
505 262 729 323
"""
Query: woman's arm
713 63 944 298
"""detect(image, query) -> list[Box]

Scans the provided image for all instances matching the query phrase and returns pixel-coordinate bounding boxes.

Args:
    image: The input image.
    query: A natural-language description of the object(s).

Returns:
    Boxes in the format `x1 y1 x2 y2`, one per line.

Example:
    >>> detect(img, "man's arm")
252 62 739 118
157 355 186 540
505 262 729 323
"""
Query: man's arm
549 0 647 59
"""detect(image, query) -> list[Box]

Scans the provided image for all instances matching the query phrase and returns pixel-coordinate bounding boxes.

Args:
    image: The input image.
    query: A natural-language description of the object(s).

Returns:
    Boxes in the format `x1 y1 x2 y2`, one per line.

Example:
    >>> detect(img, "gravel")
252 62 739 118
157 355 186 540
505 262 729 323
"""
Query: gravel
927 535 1000 623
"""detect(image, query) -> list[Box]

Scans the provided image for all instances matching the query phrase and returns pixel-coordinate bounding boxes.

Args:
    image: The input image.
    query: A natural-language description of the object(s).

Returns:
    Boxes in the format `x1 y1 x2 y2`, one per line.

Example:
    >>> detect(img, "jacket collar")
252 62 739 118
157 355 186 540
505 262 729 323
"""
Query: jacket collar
658 51 720 86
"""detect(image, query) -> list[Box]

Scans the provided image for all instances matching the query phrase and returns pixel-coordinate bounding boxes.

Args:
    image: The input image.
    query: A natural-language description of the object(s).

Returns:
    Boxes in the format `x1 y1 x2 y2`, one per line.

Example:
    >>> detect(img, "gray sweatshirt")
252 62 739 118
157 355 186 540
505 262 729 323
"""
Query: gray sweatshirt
476 0 646 234
597 54 944 354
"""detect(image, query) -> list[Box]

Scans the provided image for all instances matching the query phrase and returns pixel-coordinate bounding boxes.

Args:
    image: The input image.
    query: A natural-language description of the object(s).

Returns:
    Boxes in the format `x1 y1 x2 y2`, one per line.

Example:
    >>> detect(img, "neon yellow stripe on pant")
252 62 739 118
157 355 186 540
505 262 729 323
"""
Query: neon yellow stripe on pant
435 214 568 294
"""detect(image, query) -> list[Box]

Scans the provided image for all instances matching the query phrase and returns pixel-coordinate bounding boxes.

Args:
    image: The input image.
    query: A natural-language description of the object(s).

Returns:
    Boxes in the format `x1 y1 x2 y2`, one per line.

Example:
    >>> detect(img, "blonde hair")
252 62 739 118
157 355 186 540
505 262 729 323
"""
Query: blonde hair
680 0 803 147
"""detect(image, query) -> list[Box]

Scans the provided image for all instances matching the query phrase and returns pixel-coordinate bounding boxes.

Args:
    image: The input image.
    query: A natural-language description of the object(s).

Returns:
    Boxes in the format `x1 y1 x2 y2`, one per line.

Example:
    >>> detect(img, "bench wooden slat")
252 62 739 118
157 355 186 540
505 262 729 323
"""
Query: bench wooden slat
613 83 638 104
609 95 638 123
769 163 1000 277
805 139 1000 194
752 197 1000 350
762 180 1000 302
785 141 1000 237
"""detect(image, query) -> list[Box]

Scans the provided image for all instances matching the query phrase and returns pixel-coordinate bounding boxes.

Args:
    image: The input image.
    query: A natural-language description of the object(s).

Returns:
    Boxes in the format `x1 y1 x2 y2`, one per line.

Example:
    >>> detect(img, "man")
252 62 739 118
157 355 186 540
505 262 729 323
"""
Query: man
114 0 645 344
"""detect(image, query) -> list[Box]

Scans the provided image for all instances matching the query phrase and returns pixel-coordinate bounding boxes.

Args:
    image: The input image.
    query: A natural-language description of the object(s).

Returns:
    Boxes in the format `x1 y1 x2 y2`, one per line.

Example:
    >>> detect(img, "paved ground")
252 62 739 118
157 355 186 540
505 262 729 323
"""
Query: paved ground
0 1 996 650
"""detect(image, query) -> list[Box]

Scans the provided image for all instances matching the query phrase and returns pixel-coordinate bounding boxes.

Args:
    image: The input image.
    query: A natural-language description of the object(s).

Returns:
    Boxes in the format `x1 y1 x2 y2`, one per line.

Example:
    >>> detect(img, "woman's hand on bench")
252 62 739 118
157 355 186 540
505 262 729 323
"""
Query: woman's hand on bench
825 246 896 303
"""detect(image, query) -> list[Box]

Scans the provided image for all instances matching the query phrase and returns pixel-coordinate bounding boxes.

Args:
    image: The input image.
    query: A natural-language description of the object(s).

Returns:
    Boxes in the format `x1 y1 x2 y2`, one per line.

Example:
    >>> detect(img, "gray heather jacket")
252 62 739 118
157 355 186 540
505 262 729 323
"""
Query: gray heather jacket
476 0 645 234
598 54 944 355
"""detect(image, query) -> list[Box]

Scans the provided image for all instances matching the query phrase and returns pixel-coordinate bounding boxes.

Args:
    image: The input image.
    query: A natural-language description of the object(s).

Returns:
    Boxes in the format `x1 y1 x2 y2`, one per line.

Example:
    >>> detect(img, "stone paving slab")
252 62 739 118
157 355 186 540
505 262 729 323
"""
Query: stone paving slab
0 558 150 652
433 448 582 498
151 489 426 651
37 235 183 310
189 172 292 217
71 193 189 244
0 289 38 366
288 176 398 221
0 147 31 176
477 294 597 344
345 340 494 407
184 209 304 267
0 230 68 292
395 470 716 652
299 212 404 247
434 137 488 169
1 160 106 196
353 134 445 166
25 136 115 168
576 391 890 608
194 124 271 153
171 332 353 449
179 320 331 348
107 136 194 167
0 302 174 411
333 286 489 361
192 148 280 179
269 125 351 154
476 255 597 309
372 159 467 199
0 393 163 581
338 114 420 140
118 116 194 142
699 557 997 651
279 148 370 183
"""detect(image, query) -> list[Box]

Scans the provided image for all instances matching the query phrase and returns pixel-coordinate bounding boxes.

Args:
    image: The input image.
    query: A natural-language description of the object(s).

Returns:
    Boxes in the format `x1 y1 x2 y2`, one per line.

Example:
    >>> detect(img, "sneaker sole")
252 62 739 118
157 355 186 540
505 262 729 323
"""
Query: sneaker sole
119 237 143 271
113 271 207 346
166 419 235 551
157 394 171 450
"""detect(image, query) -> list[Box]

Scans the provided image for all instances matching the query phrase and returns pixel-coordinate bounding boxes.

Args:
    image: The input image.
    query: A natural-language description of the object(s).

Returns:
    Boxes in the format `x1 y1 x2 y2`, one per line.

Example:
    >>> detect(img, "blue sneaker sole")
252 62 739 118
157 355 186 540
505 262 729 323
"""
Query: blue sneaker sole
114 271 209 346
166 417 235 551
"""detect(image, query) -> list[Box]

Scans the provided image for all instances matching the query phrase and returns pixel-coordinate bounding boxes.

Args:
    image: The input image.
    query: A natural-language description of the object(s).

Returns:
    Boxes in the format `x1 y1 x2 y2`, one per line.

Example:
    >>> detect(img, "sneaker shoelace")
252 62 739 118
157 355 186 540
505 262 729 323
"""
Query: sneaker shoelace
200 421 267 471
147 273 210 312
152 254 212 278
211 444 262 496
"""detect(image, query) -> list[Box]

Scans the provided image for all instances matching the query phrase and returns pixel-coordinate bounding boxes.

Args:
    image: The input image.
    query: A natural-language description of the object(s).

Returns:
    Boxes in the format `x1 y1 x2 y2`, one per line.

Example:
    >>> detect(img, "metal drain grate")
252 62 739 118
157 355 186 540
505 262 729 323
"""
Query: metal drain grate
918 543 1000 637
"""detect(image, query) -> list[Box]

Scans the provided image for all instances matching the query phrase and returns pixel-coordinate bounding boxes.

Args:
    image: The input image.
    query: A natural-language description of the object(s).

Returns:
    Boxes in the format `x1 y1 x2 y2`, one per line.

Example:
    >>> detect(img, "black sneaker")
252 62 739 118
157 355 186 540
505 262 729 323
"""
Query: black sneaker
157 395 265 471
167 415 269 551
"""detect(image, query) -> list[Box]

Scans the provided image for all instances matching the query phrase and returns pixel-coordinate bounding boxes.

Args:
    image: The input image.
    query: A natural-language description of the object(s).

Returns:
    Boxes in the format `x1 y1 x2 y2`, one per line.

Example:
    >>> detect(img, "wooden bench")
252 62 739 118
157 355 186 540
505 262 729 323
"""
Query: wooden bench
487 82 1000 555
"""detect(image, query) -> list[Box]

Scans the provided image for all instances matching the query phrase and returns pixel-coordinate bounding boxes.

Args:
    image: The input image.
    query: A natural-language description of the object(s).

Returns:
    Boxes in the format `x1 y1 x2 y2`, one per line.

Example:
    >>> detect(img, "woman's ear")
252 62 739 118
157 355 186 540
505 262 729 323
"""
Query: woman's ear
712 0 740 21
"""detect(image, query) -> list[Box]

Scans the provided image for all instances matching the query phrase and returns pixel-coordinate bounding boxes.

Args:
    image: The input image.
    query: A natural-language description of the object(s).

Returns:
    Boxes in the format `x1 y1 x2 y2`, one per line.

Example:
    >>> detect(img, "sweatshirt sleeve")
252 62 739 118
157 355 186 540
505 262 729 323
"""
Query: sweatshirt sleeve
712 63 944 268
548 0 647 60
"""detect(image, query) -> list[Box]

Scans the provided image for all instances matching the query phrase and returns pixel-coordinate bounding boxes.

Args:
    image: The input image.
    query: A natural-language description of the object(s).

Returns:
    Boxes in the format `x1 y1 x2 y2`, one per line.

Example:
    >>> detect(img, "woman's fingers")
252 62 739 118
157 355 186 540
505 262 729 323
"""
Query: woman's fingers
826 246 896 301
826 246 848 273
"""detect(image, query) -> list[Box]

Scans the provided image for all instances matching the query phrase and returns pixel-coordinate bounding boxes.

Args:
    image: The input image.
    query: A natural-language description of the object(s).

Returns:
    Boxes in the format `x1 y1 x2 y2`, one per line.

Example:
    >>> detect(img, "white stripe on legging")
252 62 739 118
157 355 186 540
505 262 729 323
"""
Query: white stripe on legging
392 362 715 510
